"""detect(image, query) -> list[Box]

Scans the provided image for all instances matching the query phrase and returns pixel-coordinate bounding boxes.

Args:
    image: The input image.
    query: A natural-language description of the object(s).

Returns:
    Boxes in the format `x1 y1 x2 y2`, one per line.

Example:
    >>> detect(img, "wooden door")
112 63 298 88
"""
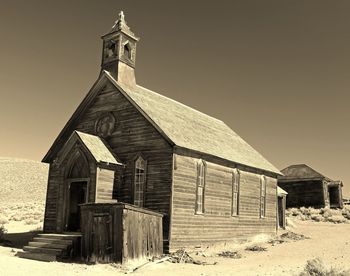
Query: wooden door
278 197 284 228
91 214 112 263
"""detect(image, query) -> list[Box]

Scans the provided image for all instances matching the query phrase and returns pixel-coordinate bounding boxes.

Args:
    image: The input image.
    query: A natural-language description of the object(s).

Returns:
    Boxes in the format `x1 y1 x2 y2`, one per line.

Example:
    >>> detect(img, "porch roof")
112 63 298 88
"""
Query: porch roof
75 131 121 165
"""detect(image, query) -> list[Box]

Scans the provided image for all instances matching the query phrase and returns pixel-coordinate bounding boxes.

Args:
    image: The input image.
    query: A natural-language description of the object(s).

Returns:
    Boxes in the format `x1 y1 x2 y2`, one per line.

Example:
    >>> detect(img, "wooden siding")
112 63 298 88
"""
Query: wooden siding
43 164 61 232
80 203 163 263
44 144 97 233
95 168 116 203
74 84 173 235
278 180 325 208
44 82 173 237
170 154 277 251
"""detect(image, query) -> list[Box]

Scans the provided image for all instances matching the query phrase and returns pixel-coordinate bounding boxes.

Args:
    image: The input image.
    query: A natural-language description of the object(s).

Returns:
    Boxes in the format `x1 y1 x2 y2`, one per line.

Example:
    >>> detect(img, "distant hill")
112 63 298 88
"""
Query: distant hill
0 157 48 204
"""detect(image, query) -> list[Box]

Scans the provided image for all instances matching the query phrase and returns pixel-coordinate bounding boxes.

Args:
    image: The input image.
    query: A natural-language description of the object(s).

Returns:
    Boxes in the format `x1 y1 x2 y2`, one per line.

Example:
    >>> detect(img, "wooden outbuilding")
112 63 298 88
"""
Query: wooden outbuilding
277 187 287 229
278 164 343 209
21 11 283 262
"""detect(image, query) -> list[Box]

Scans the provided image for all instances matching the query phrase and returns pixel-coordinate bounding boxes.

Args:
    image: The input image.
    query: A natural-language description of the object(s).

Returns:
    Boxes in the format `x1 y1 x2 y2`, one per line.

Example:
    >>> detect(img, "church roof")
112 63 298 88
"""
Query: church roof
279 164 331 181
43 71 281 175
105 72 281 175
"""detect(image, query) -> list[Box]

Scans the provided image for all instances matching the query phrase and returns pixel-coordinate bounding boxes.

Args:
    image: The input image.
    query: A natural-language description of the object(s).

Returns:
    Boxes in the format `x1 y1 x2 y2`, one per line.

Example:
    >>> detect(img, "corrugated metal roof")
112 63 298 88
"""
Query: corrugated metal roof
106 72 281 174
75 131 121 165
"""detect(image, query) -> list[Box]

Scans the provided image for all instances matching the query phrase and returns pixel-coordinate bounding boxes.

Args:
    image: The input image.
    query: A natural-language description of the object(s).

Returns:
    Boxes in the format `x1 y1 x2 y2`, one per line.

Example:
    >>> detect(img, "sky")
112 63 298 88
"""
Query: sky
0 0 349 196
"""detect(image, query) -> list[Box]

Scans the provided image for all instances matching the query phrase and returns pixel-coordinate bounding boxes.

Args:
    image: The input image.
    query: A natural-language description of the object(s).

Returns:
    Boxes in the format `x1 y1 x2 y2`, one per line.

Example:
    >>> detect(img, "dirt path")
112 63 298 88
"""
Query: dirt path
1 220 350 276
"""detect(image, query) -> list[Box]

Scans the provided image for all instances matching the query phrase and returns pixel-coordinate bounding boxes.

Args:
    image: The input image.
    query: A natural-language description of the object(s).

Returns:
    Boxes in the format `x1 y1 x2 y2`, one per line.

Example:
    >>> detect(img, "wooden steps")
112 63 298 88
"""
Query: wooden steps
17 233 82 262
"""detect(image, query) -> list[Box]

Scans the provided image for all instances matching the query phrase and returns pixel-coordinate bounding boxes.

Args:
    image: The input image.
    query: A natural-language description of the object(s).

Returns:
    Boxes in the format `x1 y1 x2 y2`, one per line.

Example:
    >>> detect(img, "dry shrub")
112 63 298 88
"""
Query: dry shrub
327 215 347 224
245 245 267 252
287 207 350 224
0 215 9 225
311 214 324 222
218 251 241 259
299 258 350 276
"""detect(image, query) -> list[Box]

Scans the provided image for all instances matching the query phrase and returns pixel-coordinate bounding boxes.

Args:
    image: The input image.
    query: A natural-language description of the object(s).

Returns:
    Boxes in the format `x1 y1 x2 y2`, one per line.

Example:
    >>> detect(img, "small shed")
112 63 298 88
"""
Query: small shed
278 164 343 208
80 202 163 263
277 187 288 229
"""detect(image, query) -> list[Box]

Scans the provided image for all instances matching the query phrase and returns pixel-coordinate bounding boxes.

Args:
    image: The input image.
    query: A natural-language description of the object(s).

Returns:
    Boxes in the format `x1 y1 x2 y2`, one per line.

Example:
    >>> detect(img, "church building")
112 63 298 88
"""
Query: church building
35 12 282 261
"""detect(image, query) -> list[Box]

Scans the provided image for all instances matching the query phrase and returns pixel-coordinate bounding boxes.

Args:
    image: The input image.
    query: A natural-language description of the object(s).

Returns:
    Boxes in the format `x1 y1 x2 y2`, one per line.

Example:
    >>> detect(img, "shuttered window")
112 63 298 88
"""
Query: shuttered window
134 156 146 207
231 169 240 216
260 175 266 218
195 160 206 214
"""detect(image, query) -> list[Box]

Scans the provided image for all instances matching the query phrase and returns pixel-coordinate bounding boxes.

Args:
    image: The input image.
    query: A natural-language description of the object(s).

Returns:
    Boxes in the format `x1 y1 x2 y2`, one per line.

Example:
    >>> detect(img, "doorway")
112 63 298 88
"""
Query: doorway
328 186 340 208
67 181 87 232
277 197 284 228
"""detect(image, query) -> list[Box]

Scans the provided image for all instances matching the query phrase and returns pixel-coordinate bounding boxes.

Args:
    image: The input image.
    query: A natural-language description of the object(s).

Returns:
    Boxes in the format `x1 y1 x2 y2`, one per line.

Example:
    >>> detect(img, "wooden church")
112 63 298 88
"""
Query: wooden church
22 12 283 263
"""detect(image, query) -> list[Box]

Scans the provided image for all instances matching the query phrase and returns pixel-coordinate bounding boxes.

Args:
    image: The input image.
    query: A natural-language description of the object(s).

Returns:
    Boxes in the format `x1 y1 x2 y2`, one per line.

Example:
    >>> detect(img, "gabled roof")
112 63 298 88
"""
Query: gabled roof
279 164 331 181
56 130 121 166
75 131 121 165
43 71 281 175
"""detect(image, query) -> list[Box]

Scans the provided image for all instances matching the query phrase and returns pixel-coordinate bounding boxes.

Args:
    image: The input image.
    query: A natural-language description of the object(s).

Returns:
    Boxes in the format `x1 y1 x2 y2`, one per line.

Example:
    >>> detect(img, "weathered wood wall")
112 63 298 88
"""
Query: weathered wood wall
170 154 277 251
95 168 116 203
75 82 173 237
44 145 97 232
278 180 325 208
80 203 163 264
44 81 173 239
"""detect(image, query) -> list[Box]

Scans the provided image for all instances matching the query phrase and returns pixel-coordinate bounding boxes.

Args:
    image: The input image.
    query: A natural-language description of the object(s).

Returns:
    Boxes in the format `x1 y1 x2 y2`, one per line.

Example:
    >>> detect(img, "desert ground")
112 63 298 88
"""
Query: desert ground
1 158 349 275
0 219 349 276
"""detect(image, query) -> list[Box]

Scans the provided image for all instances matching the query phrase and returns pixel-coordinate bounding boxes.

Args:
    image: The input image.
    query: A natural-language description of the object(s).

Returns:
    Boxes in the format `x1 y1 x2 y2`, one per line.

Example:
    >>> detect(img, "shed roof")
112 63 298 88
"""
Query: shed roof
106 72 281 175
75 131 121 165
277 186 288 195
279 164 331 181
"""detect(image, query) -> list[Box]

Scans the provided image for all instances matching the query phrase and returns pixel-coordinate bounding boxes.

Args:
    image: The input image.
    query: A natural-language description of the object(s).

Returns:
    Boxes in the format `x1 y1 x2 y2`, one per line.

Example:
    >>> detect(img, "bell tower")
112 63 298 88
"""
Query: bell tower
101 11 139 87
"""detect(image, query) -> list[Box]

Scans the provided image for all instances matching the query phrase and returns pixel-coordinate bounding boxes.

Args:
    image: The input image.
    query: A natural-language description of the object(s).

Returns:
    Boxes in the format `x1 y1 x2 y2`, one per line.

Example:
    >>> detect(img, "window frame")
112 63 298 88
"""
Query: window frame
133 155 147 208
231 169 240 217
195 160 206 215
260 175 267 218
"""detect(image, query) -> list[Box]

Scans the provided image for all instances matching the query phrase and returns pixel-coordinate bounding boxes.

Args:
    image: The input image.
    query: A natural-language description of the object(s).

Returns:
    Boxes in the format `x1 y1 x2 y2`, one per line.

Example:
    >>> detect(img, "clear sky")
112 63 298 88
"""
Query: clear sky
0 0 349 196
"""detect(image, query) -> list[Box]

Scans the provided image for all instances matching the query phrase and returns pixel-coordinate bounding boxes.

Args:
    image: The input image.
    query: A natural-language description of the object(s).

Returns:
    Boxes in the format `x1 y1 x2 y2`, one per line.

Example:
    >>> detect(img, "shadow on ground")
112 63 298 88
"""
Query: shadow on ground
2 231 42 249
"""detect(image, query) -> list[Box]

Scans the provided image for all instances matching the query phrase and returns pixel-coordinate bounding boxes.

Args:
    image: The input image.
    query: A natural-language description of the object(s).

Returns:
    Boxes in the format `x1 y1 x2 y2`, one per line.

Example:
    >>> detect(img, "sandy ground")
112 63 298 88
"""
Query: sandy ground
1 220 350 276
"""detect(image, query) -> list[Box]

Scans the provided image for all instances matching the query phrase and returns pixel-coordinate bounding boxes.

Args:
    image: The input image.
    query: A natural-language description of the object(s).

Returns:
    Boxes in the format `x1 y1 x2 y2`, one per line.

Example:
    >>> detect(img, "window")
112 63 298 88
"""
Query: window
195 160 206 214
105 40 116 58
134 156 146 207
124 43 131 59
231 169 240 216
260 175 266 218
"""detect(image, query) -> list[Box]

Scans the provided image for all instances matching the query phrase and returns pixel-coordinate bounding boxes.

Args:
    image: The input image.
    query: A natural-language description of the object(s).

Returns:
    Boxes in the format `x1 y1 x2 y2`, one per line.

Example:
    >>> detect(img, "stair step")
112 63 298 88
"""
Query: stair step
38 233 81 241
28 242 69 249
16 251 57 262
33 237 73 245
23 246 63 255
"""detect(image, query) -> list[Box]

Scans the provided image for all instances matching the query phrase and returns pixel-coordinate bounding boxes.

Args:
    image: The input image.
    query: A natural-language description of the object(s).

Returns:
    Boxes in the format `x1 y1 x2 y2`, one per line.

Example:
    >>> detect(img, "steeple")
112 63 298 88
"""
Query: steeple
101 11 139 87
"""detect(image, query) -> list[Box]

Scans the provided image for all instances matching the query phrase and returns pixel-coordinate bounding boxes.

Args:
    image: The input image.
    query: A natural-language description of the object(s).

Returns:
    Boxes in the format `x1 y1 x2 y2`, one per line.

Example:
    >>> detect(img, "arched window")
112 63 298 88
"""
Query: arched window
260 175 266 218
231 169 240 216
134 156 146 207
195 160 206 214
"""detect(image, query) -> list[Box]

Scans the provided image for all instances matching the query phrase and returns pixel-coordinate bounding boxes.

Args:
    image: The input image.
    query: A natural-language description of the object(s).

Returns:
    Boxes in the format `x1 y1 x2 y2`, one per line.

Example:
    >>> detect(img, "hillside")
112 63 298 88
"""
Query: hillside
0 158 48 232
0 157 48 204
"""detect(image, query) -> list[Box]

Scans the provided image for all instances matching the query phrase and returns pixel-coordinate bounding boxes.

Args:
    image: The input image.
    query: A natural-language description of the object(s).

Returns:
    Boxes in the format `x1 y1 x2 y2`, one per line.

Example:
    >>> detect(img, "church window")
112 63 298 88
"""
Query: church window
195 160 206 214
134 156 146 207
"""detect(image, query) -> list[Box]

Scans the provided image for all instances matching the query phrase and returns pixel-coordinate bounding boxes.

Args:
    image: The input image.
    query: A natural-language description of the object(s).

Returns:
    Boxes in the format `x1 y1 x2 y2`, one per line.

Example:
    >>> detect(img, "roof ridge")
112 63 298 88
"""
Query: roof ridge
135 84 225 125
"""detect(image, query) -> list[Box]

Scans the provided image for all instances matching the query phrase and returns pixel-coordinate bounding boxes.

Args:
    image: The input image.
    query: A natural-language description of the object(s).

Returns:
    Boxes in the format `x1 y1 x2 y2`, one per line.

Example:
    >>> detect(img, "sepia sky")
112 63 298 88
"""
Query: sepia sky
0 0 349 196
